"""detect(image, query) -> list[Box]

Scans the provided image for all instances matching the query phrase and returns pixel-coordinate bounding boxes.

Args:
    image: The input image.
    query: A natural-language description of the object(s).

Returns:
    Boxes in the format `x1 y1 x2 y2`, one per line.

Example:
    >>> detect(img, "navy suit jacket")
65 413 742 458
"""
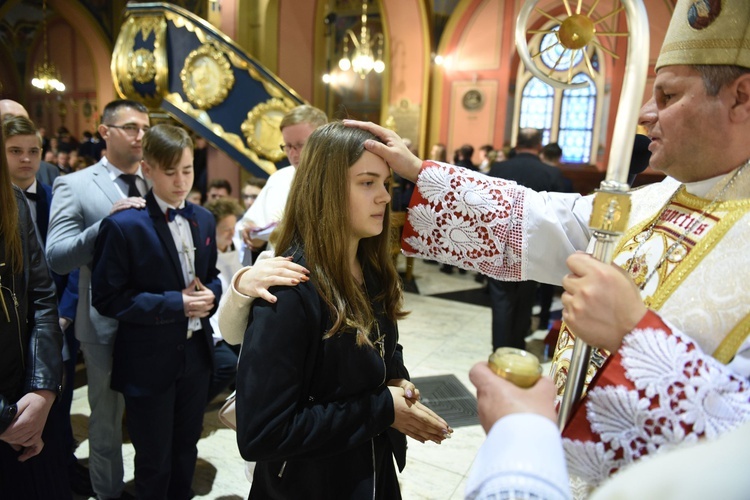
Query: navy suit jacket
91 191 221 397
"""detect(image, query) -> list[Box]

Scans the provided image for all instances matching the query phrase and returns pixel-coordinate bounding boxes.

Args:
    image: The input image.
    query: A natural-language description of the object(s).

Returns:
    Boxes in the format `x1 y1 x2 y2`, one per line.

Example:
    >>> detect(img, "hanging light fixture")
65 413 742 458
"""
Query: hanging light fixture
338 0 385 79
31 0 65 93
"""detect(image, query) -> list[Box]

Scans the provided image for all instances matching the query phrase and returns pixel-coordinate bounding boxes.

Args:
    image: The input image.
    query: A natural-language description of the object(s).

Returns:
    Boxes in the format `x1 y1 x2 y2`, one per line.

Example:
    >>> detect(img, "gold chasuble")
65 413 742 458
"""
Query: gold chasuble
551 164 750 406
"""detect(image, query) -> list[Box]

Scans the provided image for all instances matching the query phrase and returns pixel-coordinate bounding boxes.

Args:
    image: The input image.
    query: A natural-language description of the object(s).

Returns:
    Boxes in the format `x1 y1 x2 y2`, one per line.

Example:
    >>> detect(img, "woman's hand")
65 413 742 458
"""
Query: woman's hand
234 256 310 303
388 387 452 444
0 390 56 462
387 378 420 402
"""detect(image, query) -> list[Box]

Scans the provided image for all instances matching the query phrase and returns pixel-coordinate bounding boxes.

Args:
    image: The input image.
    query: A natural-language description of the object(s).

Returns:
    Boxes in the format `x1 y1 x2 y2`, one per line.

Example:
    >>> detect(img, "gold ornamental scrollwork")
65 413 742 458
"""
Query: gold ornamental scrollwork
130 48 157 84
180 44 235 110
112 14 168 108
241 98 295 162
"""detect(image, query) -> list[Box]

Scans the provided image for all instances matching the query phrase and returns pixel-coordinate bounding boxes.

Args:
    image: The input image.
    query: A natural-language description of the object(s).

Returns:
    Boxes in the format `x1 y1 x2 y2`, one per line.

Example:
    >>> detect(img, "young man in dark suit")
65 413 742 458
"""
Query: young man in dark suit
0 99 60 187
3 116 52 242
92 125 221 500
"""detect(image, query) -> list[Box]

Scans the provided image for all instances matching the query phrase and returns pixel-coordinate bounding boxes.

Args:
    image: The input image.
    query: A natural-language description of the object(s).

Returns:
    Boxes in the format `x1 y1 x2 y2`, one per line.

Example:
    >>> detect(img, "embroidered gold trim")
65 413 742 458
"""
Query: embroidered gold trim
646 190 750 310
713 312 750 365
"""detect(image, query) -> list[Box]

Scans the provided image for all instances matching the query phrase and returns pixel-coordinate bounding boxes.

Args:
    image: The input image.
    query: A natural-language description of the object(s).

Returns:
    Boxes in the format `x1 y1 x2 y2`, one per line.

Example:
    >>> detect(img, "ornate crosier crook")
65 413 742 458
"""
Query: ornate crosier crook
515 0 650 429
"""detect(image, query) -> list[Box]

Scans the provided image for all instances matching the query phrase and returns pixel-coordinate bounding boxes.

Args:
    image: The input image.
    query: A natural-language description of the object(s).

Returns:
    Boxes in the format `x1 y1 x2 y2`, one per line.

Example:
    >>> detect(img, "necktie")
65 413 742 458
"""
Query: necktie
167 204 195 222
24 191 39 202
120 174 142 197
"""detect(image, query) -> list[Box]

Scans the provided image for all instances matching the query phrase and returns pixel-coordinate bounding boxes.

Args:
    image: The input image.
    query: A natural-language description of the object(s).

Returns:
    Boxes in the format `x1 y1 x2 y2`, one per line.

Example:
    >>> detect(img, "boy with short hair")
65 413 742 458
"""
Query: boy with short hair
3 116 48 239
92 124 221 499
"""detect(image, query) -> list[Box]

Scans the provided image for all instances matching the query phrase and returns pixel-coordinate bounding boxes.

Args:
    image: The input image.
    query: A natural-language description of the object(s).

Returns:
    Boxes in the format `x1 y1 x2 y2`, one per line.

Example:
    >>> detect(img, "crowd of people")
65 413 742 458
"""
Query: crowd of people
1 0 749 498
0 98 271 498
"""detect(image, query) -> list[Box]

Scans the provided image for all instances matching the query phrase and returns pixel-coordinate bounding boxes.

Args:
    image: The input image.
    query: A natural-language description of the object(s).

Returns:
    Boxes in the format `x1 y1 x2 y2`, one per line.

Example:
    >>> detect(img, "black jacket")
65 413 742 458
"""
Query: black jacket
236 249 409 499
0 186 62 404
489 152 571 193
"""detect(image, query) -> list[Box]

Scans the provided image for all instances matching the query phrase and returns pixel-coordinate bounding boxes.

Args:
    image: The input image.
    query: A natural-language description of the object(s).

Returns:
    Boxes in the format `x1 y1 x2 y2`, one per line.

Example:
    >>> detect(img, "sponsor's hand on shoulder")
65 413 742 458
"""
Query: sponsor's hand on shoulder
110 196 146 215
234 256 309 303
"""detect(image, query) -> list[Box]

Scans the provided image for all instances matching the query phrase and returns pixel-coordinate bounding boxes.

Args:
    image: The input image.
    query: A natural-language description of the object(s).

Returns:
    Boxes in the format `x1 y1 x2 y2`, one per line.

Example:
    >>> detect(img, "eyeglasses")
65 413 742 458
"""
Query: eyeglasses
107 124 150 137
279 142 305 154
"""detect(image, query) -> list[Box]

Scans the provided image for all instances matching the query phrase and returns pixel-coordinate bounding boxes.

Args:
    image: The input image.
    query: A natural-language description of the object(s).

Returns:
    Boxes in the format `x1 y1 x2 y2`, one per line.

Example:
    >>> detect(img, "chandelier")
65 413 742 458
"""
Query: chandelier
31 0 65 93
338 0 385 79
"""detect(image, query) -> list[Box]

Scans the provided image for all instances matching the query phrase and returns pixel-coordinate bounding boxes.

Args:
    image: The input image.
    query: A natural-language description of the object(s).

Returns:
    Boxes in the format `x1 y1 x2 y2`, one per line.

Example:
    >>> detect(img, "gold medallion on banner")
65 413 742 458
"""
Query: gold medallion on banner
180 44 234 109
241 99 295 162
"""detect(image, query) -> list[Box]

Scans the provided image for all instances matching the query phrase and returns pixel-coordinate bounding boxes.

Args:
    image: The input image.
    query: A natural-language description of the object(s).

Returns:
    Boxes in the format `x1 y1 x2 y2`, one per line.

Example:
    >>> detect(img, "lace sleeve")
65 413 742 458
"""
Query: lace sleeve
562 310 750 488
402 161 591 283
402 161 528 280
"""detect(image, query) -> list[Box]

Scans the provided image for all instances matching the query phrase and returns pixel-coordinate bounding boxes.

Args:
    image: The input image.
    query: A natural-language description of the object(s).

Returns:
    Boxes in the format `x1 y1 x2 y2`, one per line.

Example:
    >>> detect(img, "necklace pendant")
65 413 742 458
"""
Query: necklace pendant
634 229 653 243
667 243 687 263
626 253 649 288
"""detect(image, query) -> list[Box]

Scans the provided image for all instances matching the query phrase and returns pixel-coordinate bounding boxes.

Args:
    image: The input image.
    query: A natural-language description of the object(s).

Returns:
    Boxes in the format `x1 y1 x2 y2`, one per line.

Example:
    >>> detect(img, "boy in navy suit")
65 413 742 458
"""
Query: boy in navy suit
92 124 221 499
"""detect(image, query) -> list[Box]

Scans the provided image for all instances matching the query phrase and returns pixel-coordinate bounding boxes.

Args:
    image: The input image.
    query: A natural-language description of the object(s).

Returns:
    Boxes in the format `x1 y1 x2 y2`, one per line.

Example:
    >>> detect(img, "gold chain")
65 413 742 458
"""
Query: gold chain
627 159 750 290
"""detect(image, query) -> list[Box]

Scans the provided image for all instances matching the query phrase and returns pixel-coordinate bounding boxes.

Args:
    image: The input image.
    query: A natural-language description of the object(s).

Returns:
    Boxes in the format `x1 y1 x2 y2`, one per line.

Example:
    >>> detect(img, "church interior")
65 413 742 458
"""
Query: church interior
1 0 680 498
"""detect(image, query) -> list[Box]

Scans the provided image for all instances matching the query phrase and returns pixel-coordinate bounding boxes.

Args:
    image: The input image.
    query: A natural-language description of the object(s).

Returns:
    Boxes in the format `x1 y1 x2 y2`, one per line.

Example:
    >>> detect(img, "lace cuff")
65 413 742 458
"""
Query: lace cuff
402 161 528 280
562 310 750 488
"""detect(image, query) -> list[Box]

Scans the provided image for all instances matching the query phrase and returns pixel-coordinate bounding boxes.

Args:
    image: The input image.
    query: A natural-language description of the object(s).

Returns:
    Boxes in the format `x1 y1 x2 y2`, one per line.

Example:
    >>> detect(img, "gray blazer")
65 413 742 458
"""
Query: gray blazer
47 160 123 345
37 161 60 186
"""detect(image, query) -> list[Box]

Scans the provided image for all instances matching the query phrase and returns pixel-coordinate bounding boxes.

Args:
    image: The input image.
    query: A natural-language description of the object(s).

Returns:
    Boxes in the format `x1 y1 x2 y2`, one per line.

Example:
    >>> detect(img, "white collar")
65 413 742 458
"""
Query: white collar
103 156 144 180
153 192 185 214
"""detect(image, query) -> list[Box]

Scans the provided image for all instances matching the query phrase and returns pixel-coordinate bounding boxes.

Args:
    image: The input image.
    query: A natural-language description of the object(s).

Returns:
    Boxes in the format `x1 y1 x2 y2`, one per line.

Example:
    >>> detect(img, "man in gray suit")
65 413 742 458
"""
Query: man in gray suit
0 99 60 186
47 100 149 500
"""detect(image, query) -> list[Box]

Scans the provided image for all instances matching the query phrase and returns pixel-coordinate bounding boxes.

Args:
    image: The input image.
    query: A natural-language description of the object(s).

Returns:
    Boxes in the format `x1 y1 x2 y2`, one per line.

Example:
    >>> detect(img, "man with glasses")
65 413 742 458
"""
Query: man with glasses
47 100 149 500
238 105 327 264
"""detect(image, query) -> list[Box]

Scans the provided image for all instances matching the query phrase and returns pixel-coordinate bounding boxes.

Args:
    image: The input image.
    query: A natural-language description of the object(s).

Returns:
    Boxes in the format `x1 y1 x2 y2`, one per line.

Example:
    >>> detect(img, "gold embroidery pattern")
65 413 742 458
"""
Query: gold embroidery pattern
551 184 750 402
713 312 750 364
646 191 750 310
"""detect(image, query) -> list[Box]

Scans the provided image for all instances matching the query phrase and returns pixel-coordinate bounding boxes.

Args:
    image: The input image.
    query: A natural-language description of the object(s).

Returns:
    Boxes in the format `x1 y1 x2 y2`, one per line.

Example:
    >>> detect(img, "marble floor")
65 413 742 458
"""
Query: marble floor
70 258 556 499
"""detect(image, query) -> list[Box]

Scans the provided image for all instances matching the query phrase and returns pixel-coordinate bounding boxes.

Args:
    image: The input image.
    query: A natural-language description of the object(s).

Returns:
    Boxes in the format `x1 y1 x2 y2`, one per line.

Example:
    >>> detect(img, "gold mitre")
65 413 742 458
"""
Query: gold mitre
656 0 750 70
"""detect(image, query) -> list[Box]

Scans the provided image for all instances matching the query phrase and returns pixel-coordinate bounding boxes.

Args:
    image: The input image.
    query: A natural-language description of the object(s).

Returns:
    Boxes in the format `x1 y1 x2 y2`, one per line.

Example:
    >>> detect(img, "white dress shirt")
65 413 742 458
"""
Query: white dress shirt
103 156 147 198
153 194 201 335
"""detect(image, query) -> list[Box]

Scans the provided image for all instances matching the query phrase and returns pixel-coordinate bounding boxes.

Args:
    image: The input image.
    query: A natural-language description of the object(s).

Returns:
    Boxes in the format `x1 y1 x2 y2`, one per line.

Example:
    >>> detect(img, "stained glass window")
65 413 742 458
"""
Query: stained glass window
519 77 554 144
516 20 603 165
559 73 596 163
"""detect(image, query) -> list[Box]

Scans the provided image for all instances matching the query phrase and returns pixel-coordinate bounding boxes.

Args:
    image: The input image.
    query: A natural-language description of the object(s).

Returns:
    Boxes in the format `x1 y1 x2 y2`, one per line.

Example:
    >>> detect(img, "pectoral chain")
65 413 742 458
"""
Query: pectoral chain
626 159 749 290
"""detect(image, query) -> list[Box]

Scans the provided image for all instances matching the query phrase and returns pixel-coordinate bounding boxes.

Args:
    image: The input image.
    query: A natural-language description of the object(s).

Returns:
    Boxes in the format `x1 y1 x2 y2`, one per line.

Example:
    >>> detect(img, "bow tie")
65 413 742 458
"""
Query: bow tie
166 204 195 222
24 191 39 202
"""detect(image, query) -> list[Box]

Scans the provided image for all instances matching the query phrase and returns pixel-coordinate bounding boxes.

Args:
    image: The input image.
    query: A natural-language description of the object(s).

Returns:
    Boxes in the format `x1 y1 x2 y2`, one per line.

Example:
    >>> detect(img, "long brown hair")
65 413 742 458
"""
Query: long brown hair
273 122 407 346
0 126 22 272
